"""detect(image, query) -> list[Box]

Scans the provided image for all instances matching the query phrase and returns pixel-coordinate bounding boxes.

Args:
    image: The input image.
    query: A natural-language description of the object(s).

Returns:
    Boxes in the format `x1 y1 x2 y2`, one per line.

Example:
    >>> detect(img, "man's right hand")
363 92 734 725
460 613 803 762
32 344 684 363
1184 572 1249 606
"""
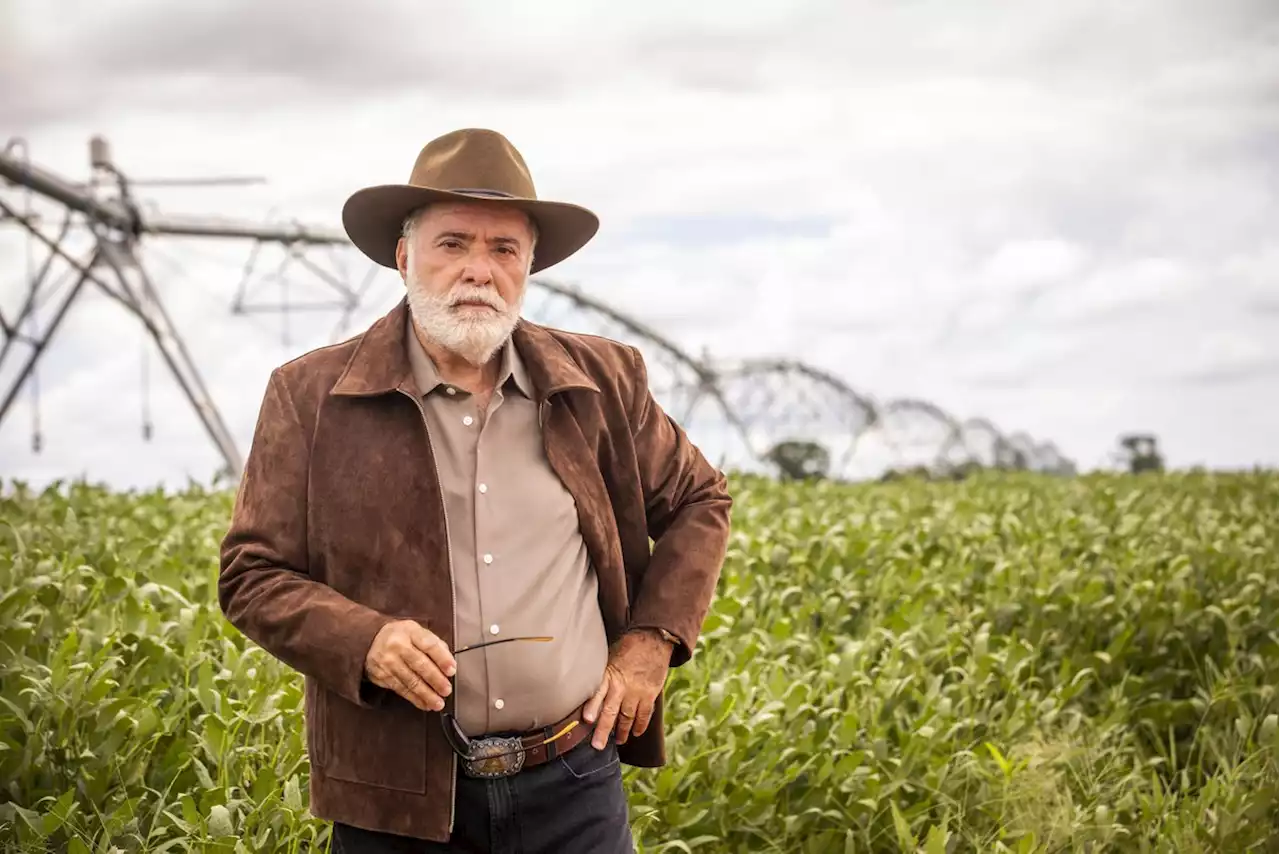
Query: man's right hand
363 620 457 712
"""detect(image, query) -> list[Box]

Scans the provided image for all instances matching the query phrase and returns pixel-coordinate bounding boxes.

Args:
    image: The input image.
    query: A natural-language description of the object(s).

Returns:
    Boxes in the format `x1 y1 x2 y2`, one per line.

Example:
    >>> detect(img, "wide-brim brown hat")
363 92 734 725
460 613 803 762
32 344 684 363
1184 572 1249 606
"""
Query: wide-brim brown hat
341 128 599 274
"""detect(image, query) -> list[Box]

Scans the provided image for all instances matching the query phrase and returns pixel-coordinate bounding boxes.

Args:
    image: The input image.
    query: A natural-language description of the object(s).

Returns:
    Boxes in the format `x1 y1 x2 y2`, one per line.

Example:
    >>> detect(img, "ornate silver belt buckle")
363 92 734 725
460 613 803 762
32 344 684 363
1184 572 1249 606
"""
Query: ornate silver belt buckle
462 736 526 779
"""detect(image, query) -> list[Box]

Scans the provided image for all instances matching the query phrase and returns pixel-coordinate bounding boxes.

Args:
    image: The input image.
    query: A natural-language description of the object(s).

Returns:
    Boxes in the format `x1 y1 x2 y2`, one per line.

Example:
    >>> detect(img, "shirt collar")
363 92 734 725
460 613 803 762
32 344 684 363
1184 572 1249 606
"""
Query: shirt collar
405 312 534 400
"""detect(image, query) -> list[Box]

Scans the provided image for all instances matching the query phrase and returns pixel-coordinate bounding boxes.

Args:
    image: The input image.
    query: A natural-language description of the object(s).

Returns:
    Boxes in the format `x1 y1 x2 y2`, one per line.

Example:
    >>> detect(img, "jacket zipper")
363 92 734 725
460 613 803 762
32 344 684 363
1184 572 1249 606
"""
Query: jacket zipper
399 387 458 835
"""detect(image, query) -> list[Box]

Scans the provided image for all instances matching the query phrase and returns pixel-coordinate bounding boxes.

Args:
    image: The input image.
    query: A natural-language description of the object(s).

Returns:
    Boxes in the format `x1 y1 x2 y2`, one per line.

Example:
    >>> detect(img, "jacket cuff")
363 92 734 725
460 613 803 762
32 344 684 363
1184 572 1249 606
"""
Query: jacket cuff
335 607 401 708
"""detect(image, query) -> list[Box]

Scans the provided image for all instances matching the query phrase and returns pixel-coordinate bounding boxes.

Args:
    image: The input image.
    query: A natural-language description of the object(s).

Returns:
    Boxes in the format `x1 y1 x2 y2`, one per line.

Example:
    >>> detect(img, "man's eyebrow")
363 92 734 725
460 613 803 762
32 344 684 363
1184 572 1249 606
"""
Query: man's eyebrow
433 229 523 245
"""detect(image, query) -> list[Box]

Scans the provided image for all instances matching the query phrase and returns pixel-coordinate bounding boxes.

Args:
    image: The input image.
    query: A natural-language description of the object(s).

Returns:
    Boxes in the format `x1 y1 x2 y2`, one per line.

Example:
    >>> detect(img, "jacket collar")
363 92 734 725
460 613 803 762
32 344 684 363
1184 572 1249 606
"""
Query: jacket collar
330 298 600 400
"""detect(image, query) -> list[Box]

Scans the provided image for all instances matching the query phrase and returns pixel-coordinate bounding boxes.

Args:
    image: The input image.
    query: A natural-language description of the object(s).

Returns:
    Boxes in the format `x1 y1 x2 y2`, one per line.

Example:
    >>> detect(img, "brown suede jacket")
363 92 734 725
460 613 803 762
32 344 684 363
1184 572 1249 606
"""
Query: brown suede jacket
217 298 732 842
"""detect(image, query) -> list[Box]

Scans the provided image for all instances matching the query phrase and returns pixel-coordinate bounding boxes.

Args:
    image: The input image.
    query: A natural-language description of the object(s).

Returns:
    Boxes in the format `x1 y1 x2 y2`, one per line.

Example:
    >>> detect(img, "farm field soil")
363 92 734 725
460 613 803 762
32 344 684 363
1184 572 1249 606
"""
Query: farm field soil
1 470 1276 852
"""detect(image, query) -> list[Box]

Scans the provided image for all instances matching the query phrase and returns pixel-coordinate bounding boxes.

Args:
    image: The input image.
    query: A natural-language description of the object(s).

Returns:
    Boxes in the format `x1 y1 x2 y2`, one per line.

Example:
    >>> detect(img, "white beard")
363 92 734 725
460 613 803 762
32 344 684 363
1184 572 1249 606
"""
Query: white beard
406 272 524 367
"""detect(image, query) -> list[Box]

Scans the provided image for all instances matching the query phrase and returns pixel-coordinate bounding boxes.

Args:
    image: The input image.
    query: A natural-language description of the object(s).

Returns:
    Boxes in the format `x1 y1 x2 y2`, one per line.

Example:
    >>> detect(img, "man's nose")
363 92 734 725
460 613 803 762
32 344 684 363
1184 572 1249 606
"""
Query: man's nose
463 265 491 285
460 253 494 285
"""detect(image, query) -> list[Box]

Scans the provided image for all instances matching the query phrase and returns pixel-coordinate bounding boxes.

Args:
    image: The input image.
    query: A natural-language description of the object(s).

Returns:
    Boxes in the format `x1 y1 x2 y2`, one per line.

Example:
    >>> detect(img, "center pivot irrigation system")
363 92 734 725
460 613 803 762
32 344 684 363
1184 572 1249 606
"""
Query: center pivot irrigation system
0 136 1075 482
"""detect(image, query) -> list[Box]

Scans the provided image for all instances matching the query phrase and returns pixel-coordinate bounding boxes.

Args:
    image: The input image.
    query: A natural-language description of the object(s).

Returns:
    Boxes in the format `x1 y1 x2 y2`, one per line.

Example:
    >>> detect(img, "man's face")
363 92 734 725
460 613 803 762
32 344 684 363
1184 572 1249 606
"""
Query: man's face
396 200 536 366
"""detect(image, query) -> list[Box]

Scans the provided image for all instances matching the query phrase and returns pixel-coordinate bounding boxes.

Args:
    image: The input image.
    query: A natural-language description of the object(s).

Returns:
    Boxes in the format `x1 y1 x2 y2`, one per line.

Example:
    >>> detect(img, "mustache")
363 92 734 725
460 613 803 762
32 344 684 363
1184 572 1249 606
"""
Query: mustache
446 285 507 311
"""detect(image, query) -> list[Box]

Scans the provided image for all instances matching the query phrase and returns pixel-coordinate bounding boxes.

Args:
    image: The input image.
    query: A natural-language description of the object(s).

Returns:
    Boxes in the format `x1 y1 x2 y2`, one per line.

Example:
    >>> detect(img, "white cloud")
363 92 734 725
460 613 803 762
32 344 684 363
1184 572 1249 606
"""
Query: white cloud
1 0 1274 486
979 239 1089 298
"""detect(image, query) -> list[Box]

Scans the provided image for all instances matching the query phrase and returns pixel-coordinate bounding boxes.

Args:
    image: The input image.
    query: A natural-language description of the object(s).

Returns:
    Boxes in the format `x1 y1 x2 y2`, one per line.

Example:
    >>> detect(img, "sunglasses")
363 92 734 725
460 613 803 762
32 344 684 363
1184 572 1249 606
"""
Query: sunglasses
441 635 581 762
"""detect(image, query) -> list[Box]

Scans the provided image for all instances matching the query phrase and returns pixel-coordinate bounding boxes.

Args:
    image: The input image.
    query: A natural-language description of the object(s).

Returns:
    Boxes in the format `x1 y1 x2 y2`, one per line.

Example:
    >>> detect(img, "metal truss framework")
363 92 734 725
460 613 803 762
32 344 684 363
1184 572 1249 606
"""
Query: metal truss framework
1 137 1075 482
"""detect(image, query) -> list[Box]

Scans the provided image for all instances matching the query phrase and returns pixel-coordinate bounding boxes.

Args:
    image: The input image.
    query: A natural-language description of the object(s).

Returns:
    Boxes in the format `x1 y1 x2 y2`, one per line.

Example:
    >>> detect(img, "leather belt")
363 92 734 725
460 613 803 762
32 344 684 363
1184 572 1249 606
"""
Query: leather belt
460 707 591 779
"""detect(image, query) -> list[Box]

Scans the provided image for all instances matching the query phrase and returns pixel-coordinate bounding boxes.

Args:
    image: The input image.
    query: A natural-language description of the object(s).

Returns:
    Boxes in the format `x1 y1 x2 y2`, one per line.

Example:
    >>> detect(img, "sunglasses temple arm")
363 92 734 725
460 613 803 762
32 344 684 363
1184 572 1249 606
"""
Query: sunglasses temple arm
453 636 554 655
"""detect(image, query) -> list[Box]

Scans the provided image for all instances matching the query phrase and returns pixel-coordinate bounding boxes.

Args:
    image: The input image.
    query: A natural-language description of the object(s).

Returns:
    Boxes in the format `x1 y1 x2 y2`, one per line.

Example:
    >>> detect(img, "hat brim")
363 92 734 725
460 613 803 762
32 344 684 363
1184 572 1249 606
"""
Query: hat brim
342 185 599 274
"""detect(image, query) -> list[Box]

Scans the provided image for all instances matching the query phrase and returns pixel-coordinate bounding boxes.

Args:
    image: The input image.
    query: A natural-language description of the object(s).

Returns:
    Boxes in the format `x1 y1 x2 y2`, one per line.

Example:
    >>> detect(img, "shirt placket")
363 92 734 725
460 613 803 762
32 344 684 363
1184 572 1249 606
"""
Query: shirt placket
437 382 488 736
474 386 505 734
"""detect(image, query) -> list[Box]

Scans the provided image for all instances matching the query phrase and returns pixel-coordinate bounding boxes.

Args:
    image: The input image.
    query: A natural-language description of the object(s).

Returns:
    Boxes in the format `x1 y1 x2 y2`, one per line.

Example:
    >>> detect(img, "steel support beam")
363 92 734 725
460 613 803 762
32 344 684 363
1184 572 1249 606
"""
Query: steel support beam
97 240 244 476
0 196 244 476
0 140 361 477
0 148 347 246
0 264 90 428
1 137 1077 483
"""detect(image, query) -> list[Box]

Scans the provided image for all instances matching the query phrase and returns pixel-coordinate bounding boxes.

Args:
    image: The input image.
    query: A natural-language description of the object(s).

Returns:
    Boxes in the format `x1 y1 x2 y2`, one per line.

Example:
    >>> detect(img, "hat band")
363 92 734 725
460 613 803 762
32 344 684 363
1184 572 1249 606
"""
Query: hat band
449 188 519 199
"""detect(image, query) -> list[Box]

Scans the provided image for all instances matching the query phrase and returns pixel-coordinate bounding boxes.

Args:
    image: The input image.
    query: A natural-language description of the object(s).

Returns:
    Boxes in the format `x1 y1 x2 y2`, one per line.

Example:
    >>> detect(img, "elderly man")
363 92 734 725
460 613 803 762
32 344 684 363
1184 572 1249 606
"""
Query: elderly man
218 128 732 853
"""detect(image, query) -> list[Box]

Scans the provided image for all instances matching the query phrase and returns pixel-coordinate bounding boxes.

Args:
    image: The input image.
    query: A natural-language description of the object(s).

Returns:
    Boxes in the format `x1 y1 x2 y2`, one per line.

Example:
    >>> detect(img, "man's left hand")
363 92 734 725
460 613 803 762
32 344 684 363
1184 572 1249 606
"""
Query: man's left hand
583 629 674 749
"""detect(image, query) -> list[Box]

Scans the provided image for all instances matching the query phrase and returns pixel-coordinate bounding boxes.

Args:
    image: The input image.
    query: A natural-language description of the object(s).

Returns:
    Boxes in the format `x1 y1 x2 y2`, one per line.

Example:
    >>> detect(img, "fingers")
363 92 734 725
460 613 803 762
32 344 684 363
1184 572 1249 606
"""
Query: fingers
592 675 625 750
583 673 610 726
388 658 448 712
614 695 640 745
399 662 447 711
631 699 654 740
364 621 454 712
366 654 446 712
399 646 452 704
409 626 457 678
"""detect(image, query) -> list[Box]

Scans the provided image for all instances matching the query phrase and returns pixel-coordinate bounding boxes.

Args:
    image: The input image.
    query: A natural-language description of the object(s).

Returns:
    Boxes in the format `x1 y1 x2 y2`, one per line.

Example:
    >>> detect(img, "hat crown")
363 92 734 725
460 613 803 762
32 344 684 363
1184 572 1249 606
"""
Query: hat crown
342 127 598 273
408 128 537 200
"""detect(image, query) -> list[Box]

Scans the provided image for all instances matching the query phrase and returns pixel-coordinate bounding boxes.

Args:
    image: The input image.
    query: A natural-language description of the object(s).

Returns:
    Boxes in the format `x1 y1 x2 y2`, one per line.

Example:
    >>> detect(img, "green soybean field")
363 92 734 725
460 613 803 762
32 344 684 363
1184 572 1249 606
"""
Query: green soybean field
1 470 1276 853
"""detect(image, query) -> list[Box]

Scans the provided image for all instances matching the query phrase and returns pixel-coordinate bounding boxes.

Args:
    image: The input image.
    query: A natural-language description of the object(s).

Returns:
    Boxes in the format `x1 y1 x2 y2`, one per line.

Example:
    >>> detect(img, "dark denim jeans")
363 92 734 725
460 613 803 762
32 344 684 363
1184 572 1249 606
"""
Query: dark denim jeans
331 735 635 854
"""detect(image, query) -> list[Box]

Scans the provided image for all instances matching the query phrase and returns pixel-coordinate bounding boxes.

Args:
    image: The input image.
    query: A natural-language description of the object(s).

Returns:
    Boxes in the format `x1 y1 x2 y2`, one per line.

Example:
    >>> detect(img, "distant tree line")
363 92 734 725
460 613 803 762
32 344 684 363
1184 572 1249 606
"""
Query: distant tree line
763 433 1167 482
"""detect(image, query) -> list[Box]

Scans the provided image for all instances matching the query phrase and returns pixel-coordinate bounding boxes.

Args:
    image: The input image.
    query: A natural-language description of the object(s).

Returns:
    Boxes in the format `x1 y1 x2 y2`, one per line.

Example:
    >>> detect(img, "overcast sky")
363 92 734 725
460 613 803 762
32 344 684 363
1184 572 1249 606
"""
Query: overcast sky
1 0 1275 489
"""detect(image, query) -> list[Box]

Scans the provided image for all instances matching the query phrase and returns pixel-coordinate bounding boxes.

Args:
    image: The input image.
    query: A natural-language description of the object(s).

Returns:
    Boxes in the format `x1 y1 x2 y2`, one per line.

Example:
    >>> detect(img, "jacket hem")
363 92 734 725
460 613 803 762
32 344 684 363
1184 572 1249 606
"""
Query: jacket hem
309 767 452 844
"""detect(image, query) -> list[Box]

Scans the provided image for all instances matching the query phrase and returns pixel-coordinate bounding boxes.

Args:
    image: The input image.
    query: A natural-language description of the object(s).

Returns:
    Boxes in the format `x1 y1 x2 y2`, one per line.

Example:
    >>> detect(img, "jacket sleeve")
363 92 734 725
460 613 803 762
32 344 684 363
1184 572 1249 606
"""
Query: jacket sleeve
218 368 397 708
623 346 733 667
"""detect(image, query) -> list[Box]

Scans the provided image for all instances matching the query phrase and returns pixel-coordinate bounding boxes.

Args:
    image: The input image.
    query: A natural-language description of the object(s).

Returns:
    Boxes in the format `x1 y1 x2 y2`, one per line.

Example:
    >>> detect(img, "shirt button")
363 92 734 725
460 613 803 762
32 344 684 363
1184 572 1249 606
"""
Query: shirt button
478 483 488 494
446 387 456 396
489 624 500 635
494 699 504 710
462 415 474 426
483 553 493 565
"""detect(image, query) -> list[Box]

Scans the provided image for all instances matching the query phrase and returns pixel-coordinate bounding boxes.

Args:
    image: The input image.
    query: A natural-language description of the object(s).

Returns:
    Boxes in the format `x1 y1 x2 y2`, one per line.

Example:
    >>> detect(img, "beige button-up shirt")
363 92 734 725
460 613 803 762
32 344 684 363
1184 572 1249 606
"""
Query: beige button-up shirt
405 316 610 736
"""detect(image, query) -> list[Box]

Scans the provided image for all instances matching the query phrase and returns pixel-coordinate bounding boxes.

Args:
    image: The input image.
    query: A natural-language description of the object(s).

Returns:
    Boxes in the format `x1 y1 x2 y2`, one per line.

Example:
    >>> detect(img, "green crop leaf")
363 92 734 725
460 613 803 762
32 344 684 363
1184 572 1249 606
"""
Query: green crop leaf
984 742 1012 778
890 800 915 852
1 470 1276 853
283 776 303 812
207 803 233 838
251 764 278 805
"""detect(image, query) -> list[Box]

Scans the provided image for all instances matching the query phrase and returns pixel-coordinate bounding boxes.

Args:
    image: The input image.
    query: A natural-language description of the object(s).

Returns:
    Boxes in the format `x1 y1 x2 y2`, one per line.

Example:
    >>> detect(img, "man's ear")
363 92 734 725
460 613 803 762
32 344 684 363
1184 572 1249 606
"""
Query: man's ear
394 239 414 285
